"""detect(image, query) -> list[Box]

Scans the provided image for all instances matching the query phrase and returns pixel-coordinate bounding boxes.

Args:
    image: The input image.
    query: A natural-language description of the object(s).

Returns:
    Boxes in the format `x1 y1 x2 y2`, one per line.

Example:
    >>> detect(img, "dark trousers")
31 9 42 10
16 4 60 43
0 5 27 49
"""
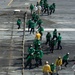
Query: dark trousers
31 10 32 15
25 60 32 69
28 27 30 32
46 39 50 46
35 58 39 67
44 8 49 15
39 58 42 65
47 8 49 15
41 8 44 15
34 20 37 23
63 59 68 67
49 9 55 15
17 24 20 29
53 9 55 13
28 25 31 32
50 9 53 15
37 24 41 28
30 28 34 34
52 35 57 40
57 41 62 50
44 8 46 13
39 32 43 40
35 58 42 67
50 45 54 53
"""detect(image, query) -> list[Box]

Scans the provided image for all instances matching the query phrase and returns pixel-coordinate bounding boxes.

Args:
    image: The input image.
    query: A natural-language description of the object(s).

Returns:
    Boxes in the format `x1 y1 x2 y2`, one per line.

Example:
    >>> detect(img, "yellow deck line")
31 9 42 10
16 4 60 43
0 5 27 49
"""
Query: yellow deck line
8 0 13 6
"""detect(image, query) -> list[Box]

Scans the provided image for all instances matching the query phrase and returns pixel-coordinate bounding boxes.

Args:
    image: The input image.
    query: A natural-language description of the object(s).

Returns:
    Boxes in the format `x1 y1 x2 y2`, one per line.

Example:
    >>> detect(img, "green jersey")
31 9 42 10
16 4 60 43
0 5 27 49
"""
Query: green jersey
28 47 35 54
33 39 41 50
17 19 21 25
38 27 44 33
57 35 62 41
31 21 36 28
63 54 69 60
37 19 42 25
53 30 57 36
26 54 34 61
50 64 56 72
30 4 34 10
46 33 51 40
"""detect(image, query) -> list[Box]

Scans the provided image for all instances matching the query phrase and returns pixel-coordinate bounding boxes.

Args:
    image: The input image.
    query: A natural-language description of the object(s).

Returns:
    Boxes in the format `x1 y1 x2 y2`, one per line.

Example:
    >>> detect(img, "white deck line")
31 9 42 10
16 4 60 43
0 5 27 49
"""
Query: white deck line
0 28 75 31
8 0 13 6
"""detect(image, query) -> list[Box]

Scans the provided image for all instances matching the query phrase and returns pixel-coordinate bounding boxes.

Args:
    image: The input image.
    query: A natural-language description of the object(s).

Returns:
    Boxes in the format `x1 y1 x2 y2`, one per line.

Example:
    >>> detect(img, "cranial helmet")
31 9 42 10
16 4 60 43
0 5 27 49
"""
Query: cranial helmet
45 61 49 64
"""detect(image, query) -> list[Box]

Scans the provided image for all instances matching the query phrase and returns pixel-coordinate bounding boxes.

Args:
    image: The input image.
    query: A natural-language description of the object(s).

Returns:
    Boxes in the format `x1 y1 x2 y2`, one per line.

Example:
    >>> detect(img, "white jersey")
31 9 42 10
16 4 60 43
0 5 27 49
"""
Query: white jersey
33 6 38 12
38 5 42 10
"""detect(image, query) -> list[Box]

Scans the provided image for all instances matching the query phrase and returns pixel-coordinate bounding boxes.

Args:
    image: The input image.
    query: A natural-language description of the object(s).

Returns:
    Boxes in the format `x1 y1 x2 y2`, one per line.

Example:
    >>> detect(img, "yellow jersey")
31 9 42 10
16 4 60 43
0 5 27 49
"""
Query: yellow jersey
35 33 41 40
55 59 62 66
43 64 52 73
